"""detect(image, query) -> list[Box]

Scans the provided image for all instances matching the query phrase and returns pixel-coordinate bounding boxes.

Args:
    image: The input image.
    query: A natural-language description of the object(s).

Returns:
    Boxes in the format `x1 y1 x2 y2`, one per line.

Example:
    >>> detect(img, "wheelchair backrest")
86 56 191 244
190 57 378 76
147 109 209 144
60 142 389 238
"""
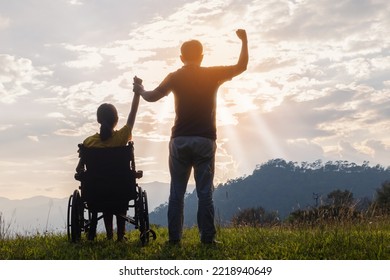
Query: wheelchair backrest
79 143 135 173
77 142 137 209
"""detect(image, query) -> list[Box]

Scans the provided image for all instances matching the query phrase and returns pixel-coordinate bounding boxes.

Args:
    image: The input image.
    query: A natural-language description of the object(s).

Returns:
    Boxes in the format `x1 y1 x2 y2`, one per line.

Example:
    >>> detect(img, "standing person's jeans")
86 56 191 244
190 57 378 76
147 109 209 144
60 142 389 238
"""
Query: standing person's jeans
168 136 217 243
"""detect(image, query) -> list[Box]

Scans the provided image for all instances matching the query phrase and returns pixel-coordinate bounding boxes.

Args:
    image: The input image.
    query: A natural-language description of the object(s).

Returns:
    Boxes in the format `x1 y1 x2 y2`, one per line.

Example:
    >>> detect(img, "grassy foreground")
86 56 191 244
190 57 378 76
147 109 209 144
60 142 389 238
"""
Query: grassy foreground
1 221 390 260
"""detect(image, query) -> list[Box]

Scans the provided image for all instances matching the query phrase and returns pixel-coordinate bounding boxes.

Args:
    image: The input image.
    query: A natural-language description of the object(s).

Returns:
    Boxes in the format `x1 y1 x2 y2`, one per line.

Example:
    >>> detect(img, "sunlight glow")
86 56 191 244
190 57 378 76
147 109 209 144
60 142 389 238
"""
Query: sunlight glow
249 109 286 158
2 0 389 201
216 86 286 182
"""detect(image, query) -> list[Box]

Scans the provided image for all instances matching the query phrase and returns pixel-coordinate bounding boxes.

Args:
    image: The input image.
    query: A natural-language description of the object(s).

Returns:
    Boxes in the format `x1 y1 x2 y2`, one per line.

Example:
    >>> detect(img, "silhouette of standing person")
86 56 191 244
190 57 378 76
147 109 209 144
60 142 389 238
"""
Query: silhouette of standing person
133 29 248 244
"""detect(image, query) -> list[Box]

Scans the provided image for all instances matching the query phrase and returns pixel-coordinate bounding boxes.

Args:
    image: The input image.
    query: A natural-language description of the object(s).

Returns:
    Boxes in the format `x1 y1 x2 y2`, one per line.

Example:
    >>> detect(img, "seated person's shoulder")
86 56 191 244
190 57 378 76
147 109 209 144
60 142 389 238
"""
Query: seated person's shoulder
83 133 101 147
83 126 131 148
113 125 131 140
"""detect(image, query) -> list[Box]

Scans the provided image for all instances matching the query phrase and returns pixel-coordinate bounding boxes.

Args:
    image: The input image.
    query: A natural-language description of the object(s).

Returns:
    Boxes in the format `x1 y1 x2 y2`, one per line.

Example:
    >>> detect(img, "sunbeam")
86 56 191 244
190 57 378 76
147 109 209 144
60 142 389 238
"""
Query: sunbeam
217 87 287 179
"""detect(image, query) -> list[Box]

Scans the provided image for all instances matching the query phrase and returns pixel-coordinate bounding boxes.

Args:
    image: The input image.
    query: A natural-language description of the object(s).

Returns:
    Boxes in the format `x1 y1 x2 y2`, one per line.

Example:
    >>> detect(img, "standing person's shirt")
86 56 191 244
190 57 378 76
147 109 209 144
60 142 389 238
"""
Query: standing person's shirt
155 64 238 140
83 125 131 148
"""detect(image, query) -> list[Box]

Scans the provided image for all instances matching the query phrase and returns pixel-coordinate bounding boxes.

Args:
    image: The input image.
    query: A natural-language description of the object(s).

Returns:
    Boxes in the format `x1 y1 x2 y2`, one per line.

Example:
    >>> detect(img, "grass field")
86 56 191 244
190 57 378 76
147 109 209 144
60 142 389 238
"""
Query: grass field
1 218 390 260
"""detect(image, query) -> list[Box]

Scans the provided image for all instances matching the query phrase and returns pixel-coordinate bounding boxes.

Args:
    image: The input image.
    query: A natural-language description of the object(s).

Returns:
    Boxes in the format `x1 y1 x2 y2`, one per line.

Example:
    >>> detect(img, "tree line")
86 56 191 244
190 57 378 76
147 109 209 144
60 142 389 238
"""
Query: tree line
232 181 390 226
149 159 390 227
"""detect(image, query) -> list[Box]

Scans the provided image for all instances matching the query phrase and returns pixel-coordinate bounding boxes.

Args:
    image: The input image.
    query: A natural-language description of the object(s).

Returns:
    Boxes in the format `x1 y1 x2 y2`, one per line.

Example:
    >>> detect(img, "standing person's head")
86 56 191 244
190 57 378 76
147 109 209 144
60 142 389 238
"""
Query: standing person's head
180 40 203 65
97 103 118 141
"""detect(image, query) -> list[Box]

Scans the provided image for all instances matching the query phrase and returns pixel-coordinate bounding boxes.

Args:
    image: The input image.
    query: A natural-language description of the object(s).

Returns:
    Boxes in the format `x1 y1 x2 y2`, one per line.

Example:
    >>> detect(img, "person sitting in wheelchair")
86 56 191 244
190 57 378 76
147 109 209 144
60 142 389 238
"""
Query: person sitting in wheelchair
75 77 141 241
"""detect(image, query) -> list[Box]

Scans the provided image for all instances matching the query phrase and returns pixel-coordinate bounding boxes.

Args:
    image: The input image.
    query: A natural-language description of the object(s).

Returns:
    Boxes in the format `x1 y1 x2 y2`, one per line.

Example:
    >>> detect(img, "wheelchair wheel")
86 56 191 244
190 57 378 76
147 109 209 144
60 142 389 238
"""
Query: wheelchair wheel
137 187 156 245
67 194 72 240
67 189 83 242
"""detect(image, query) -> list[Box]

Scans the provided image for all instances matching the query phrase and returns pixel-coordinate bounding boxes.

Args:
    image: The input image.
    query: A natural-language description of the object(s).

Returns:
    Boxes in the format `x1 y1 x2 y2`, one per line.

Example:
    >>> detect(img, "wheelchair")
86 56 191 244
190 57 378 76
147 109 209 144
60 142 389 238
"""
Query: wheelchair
66 142 156 245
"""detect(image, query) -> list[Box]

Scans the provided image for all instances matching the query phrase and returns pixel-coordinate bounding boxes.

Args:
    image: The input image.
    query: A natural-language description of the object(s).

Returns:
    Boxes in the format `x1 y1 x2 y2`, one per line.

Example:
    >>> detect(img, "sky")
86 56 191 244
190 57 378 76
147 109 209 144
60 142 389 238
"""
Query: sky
0 0 389 201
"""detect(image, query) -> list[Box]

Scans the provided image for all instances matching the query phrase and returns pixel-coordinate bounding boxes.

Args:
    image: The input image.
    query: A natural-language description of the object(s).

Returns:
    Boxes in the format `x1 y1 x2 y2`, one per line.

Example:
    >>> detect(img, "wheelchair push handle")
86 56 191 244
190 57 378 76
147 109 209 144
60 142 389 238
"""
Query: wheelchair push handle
136 170 143 179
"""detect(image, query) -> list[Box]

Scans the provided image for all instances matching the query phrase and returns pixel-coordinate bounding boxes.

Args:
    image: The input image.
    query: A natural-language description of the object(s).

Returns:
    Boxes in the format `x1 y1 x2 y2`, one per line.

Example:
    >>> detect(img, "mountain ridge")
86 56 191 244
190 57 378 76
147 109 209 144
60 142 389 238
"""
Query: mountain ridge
149 159 390 226
2 159 389 235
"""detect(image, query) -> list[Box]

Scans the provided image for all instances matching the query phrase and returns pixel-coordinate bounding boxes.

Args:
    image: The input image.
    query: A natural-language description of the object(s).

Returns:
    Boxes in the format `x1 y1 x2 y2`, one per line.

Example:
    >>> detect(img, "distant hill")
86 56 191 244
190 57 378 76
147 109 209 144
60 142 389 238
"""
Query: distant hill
149 159 390 226
0 196 69 235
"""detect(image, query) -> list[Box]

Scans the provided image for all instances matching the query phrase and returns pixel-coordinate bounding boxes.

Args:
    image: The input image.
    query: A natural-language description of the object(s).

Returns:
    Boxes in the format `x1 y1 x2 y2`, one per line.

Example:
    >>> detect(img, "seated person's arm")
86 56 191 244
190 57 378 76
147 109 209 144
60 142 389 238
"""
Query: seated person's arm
127 83 141 131
133 75 169 102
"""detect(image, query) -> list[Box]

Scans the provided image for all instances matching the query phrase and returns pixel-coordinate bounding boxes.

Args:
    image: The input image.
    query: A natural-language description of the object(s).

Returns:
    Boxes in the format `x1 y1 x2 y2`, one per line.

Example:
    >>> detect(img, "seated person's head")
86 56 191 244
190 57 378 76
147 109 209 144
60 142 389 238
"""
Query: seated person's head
180 40 203 65
97 103 118 141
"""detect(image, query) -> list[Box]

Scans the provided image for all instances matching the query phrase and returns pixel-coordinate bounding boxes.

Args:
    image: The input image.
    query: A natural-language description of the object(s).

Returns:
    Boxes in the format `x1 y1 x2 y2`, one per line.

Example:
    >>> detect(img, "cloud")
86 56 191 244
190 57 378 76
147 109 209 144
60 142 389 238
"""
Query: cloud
54 121 96 137
47 112 65 119
260 0 389 42
62 44 103 69
0 54 52 103
27 135 39 142
62 0 389 174
0 124 13 131
68 0 83 5
1 0 390 201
